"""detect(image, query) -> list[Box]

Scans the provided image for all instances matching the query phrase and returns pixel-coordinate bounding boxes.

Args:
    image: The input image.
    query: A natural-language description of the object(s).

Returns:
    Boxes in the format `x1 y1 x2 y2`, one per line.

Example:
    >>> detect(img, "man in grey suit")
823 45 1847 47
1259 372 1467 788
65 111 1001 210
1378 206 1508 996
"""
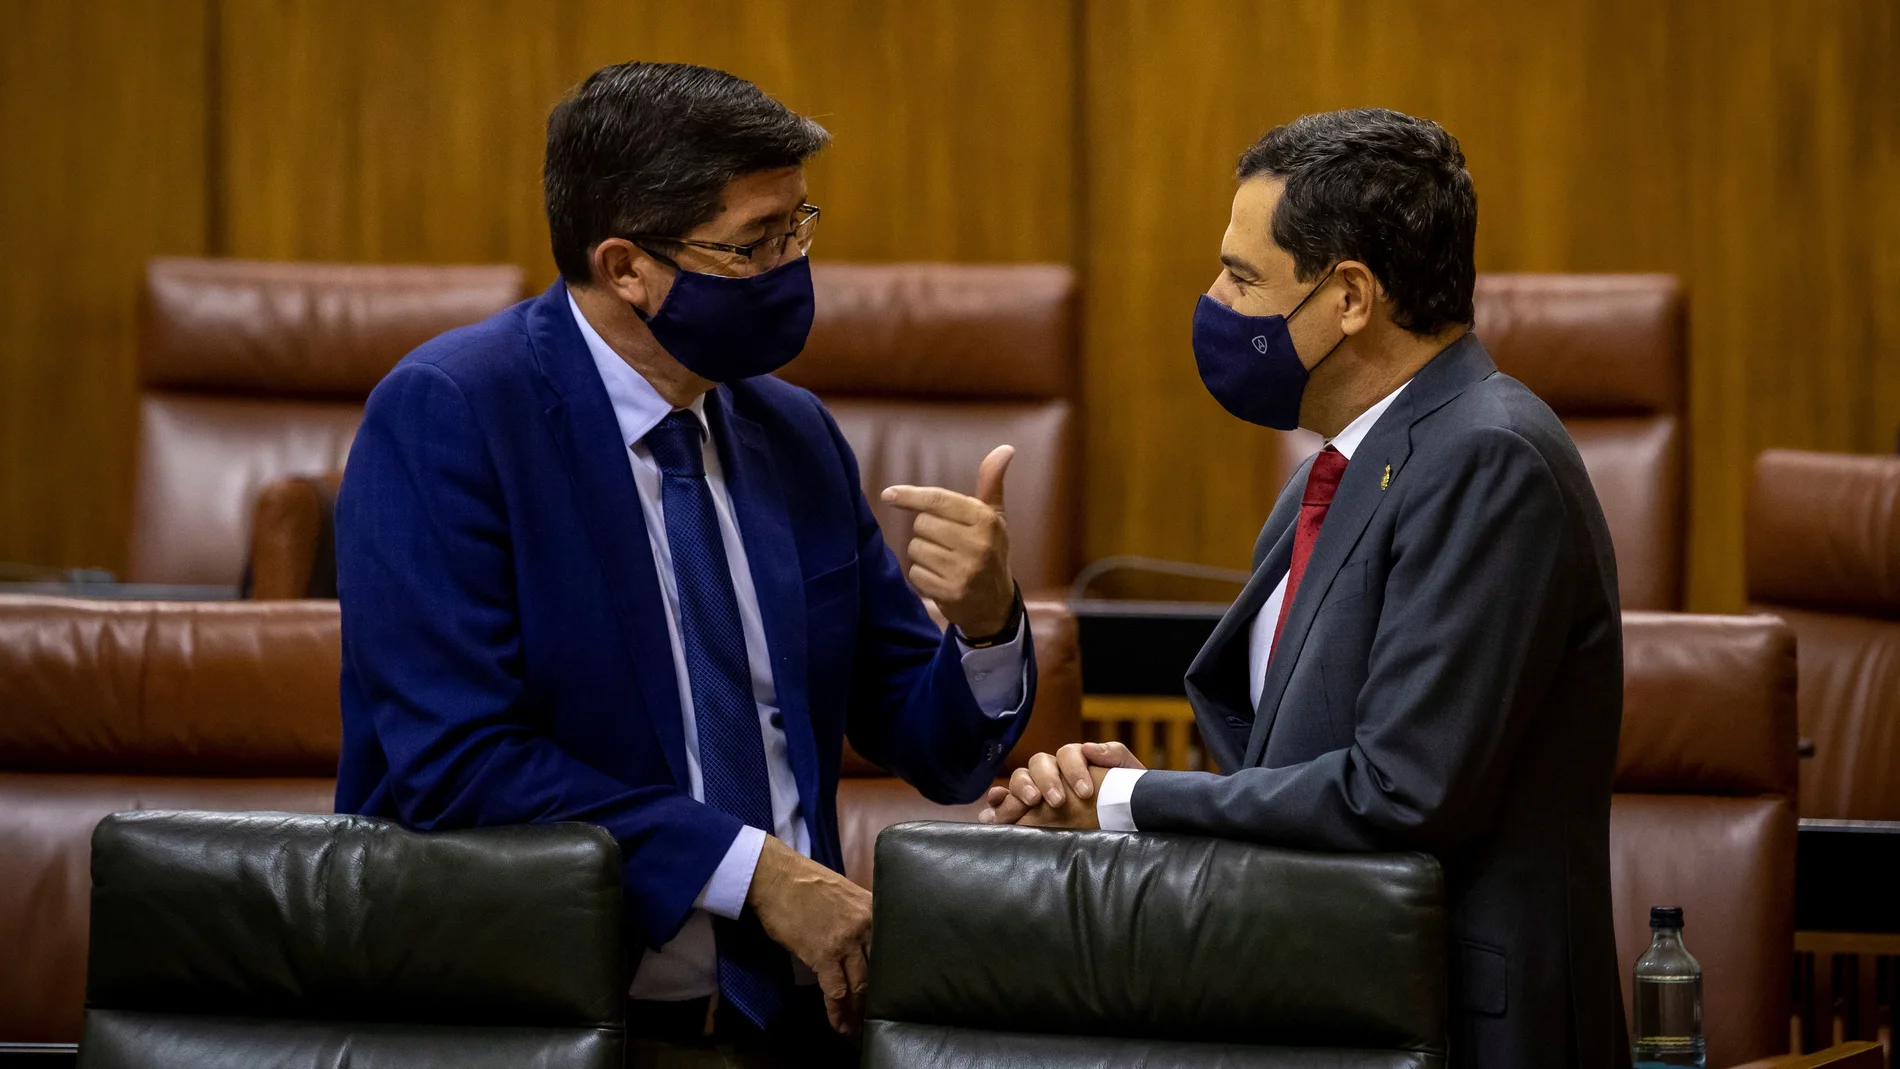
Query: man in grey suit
984 109 1630 1069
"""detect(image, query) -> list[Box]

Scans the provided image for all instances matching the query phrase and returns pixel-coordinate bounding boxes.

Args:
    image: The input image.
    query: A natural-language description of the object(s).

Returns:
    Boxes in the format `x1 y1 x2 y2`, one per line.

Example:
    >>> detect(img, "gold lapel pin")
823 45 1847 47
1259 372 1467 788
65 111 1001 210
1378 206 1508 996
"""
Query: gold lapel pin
1380 463 1392 491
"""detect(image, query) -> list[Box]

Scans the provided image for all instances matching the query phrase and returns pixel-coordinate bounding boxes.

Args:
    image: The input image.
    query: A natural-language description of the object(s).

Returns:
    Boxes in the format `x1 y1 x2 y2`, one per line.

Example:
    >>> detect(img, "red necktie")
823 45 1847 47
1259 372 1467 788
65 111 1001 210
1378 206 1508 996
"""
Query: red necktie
1269 445 1349 664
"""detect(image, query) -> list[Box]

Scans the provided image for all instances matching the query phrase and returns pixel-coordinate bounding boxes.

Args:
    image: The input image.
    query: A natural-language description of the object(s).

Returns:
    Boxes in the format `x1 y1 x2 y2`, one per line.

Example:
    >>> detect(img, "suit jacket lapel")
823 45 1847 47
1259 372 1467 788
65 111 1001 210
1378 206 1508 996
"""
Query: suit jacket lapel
1183 459 1305 772
1241 333 1499 767
706 388 823 849
528 281 690 789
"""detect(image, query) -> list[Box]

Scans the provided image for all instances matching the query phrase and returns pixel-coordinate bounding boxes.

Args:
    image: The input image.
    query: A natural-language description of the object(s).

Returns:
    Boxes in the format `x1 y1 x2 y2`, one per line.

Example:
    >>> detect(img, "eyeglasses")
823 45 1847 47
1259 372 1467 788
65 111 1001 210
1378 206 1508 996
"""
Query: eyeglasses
632 203 820 276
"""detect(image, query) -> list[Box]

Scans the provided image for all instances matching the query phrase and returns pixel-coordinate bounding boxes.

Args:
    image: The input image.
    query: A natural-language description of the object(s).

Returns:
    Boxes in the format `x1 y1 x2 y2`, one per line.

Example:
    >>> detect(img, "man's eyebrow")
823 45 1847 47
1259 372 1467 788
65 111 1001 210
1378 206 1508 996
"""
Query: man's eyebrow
1220 253 1260 278
737 206 788 236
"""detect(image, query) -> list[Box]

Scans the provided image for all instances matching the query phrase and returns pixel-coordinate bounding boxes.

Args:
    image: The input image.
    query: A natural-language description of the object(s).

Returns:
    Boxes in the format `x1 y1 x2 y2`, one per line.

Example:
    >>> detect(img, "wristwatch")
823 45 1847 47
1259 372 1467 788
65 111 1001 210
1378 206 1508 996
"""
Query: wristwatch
961 585 1025 649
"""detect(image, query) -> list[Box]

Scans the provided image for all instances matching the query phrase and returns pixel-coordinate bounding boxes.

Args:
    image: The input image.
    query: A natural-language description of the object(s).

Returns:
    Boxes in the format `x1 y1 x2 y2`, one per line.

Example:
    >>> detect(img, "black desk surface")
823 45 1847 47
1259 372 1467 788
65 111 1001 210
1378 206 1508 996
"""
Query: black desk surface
1796 819 1900 933
1072 598 1223 697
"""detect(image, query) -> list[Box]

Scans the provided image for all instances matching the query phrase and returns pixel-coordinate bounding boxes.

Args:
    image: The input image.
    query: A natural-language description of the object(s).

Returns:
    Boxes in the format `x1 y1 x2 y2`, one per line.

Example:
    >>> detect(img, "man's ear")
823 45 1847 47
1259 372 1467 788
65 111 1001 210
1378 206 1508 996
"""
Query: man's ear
1336 260 1380 336
591 237 665 313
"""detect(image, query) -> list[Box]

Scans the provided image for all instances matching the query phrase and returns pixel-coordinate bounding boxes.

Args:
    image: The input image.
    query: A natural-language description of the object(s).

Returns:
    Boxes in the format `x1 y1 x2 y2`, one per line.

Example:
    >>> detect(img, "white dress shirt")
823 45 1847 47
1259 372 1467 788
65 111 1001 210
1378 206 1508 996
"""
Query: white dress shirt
1097 380 1410 832
568 293 1028 998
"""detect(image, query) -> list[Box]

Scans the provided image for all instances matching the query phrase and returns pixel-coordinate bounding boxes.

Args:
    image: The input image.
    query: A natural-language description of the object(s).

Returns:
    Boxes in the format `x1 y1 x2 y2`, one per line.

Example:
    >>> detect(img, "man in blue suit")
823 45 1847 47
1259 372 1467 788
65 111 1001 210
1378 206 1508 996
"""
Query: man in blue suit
334 62 1035 1064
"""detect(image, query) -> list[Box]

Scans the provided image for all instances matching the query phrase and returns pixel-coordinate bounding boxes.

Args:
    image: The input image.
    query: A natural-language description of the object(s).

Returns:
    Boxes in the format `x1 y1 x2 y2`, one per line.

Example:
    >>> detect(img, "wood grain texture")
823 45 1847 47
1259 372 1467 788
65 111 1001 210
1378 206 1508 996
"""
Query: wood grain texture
1082 0 1900 611
217 0 1076 273
0 0 207 572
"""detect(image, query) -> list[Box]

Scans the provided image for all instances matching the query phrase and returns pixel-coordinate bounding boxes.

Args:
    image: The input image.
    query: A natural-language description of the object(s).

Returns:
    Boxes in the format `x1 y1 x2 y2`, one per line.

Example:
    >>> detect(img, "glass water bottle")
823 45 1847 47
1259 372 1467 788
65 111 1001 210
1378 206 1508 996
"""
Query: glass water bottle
1632 906 1705 1068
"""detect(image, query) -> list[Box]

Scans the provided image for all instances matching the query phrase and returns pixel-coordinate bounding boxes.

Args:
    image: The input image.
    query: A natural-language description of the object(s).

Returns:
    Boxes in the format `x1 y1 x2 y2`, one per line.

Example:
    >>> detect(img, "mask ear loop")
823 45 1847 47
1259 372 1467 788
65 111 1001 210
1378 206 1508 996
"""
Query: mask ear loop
1286 263 1348 371
626 240 681 323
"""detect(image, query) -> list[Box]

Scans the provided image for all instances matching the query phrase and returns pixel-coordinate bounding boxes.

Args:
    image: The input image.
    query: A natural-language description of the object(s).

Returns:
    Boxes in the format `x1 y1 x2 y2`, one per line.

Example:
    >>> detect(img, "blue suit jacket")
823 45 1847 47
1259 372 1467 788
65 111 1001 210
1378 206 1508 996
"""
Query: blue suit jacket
334 280 1035 951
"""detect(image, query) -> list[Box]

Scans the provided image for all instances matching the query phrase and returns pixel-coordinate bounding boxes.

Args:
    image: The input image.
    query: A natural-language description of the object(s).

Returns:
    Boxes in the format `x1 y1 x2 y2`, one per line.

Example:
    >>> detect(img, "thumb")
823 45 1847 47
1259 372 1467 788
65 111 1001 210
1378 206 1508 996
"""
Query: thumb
975 444 1014 510
1083 741 1145 769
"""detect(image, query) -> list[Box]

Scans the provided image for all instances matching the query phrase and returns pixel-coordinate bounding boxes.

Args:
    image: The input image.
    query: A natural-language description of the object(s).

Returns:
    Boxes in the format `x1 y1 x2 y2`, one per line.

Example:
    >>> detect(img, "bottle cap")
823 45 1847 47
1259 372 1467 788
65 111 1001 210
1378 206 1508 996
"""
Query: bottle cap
1650 906 1684 929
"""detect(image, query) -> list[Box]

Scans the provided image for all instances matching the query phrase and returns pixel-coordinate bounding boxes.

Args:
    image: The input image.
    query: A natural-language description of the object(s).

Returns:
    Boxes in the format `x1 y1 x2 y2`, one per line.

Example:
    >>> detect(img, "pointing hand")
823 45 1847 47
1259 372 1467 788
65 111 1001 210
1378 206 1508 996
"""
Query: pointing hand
881 444 1017 639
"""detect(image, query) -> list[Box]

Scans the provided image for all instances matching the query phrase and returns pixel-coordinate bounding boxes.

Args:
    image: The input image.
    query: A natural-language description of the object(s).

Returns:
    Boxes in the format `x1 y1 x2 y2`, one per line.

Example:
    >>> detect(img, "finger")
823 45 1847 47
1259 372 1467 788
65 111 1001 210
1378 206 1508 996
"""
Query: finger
905 538 962 579
818 960 850 1033
1009 766 1043 807
909 511 973 545
907 562 951 601
1084 740 1147 770
842 946 870 1028
974 444 1014 511
1056 743 1095 799
989 792 1030 824
1027 751 1067 808
986 784 1011 807
880 484 985 524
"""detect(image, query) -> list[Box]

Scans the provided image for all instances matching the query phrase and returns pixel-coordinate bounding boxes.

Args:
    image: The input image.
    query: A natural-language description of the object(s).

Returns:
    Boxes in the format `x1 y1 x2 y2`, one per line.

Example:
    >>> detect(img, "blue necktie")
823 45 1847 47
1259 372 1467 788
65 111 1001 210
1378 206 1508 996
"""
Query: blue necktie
643 409 789 1028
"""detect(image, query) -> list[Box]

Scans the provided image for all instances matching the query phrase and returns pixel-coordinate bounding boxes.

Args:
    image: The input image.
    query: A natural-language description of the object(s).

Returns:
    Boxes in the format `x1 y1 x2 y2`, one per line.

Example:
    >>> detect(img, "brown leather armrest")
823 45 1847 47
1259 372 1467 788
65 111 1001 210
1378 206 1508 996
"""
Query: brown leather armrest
248 472 343 599
1728 1042 1884 1069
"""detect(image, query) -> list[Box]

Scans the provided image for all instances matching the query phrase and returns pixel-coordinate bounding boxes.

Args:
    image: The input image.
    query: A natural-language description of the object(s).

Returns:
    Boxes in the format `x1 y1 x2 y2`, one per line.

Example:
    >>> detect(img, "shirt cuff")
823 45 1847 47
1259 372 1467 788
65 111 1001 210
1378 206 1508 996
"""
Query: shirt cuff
1096 767 1146 831
693 824 767 920
955 617 1029 718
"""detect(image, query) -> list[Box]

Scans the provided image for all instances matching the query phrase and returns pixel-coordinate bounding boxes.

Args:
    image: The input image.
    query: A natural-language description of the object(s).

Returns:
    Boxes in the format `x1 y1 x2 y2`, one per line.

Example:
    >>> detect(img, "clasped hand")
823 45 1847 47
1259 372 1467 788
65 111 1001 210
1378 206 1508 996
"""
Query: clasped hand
978 741 1146 829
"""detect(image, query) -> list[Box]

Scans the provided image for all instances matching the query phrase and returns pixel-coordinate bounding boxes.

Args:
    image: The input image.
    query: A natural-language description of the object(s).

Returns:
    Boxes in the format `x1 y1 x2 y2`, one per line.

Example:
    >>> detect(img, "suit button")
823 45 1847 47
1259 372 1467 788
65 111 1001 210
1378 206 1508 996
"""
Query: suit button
985 742 1003 761
770 712 784 730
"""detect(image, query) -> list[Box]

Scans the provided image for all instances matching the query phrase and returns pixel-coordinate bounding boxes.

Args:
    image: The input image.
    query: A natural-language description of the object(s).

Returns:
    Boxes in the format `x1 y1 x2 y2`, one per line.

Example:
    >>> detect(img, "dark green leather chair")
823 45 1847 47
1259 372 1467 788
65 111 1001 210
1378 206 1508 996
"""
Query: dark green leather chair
866 822 1448 1068
76 811 625 1069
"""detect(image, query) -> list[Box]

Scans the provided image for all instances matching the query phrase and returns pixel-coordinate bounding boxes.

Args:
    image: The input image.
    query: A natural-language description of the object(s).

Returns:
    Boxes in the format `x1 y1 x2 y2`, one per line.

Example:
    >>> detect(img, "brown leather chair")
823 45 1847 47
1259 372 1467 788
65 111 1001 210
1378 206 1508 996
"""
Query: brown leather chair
141 259 1077 601
0 597 339 1045
0 592 1080 1047
1614 611 1799 1069
1271 273 1686 610
784 262 1080 594
1745 449 1900 823
1745 449 1900 1057
241 262 1079 603
126 258 526 586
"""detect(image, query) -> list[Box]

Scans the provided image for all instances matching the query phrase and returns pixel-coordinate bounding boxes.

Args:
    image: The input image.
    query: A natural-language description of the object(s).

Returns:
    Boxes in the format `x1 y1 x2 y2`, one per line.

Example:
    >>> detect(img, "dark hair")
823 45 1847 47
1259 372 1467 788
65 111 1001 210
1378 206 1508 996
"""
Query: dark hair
1238 108 1476 335
544 62 830 284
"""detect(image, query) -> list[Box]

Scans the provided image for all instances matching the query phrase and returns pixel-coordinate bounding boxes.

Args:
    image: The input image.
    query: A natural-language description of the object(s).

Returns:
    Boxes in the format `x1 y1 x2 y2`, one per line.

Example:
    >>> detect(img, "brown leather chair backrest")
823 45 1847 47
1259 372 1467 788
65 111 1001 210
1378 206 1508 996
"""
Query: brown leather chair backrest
1613 611 1798 1069
1746 449 1900 821
0 596 342 1044
126 258 526 585
1270 274 1686 610
784 263 1080 594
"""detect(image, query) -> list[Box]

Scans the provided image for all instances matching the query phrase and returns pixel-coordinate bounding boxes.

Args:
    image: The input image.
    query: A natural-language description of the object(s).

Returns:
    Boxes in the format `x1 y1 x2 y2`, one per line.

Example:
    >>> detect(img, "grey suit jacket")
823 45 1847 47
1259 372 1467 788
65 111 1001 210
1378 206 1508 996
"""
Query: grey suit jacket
1135 335 1629 1069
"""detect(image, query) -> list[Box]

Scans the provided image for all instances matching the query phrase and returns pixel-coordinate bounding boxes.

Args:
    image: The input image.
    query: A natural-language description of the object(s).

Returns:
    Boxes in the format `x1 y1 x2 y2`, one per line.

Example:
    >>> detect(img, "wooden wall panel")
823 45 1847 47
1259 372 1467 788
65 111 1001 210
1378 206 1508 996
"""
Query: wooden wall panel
218 0 1076 276
3 0 1895 610
0 0 207 572
1082 0 1900 611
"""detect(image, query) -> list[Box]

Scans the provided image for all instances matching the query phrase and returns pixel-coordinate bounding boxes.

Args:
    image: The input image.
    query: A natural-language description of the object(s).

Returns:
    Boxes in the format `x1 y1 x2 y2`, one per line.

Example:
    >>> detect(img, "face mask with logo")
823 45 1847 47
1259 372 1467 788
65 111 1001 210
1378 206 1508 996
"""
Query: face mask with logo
633 255 816 382
1191 265 1341 429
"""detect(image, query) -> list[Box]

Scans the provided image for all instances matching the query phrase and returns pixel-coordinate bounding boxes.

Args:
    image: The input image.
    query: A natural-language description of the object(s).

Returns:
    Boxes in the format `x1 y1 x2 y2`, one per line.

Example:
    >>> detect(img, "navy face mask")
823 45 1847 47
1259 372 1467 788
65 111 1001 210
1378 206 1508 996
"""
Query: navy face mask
1191 266 1342 429
634 255 815 382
